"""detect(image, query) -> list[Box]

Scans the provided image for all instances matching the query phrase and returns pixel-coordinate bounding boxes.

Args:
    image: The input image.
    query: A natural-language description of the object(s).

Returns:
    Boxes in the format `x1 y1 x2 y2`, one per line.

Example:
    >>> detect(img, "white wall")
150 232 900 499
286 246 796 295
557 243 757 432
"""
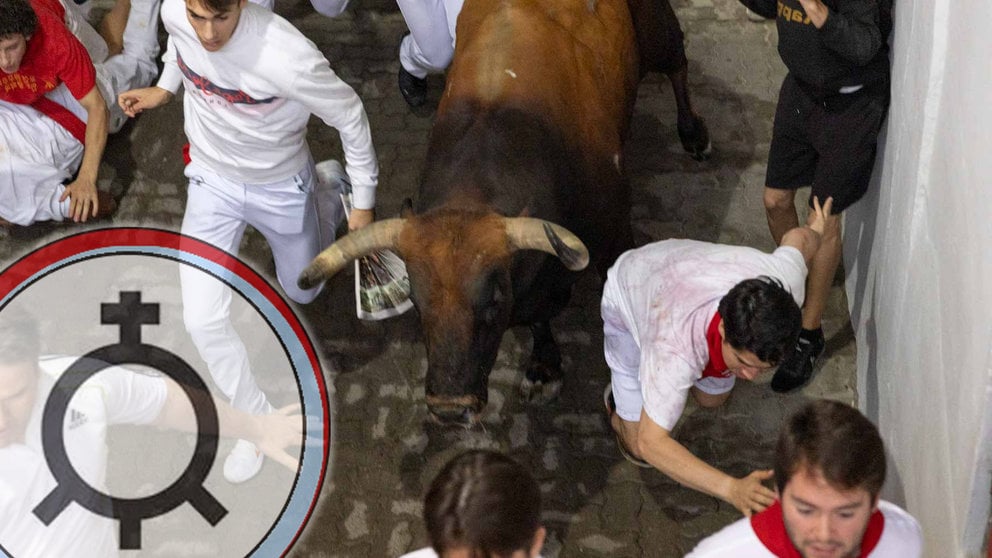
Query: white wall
844 0 992 555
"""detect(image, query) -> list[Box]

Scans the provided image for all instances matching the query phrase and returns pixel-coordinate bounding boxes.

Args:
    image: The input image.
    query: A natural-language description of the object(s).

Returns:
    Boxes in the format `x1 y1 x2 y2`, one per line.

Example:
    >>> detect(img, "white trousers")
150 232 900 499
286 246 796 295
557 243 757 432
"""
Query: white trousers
180 159 341 414
0 102 81 225
0 0 161 225
397 0 464 78
61 0 162 133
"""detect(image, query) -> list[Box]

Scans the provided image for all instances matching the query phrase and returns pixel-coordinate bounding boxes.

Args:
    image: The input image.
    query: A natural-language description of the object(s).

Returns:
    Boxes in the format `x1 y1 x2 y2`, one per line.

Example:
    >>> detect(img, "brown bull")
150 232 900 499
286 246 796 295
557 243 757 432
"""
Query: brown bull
300 0 708 424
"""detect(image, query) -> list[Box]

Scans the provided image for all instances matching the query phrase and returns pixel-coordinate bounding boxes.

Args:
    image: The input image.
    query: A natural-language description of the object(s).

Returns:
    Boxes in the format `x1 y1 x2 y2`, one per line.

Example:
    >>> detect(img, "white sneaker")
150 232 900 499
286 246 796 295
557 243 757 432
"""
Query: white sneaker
223 439 263 484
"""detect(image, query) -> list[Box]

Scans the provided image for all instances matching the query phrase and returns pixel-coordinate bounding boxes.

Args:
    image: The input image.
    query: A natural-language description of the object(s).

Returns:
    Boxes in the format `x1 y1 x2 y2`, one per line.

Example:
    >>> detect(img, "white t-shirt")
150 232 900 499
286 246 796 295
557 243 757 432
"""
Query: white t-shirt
157 0 379 208
602 239 807 430
685 500 923 557
0 356 167 558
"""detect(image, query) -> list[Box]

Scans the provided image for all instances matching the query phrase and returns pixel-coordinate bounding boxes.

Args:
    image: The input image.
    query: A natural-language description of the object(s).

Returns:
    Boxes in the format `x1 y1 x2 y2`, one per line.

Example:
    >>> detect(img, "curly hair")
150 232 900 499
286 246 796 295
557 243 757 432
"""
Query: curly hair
0 0 38 40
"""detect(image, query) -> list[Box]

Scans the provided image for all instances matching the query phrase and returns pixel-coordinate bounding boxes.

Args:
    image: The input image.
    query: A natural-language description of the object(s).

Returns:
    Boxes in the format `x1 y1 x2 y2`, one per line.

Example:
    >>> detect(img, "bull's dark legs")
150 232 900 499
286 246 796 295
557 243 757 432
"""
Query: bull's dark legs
629 0 712 160
667 63 711 160
520 321 563 402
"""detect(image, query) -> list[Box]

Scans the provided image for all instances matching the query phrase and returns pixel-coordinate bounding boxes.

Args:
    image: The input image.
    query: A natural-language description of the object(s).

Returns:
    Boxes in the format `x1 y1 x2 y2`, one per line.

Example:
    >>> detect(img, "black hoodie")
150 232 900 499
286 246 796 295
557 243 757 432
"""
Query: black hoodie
740 0 891 98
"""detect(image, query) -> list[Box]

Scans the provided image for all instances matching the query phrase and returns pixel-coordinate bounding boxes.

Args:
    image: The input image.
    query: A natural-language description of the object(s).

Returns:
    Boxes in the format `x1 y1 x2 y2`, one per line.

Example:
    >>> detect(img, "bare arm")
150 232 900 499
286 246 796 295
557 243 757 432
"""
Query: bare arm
118 86 174 117
780 196 832 266
636 408 776 516
60 86 108 222
153 379 304 471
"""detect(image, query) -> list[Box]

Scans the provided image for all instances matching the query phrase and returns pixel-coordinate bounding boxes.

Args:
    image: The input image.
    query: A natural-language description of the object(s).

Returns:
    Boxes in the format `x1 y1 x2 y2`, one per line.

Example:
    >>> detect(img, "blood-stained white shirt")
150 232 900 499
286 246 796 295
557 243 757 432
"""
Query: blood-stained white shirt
601 239 807 430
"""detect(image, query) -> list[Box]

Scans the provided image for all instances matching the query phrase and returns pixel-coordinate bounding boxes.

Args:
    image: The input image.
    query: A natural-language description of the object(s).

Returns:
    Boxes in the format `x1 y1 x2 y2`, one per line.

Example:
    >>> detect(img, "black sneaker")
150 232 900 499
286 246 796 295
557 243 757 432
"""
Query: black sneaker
771 328 825 393
398 64 427 108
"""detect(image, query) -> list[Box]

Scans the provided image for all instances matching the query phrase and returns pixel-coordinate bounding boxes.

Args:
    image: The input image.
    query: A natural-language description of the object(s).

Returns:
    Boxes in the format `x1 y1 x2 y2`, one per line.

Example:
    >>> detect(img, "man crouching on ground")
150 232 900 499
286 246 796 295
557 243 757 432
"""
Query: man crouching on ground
603 197 831 516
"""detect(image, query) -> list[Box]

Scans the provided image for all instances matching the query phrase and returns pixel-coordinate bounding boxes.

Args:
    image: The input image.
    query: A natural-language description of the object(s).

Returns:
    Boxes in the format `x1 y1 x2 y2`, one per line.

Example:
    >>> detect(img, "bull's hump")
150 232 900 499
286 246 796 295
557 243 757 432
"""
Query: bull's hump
447 0 634 153
452 0 611 102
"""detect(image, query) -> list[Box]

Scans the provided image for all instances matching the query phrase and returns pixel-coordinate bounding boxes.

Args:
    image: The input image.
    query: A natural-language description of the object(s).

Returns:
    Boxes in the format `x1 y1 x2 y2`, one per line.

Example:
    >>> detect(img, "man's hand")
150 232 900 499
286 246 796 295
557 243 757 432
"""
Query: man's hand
807 195 834 237
118 87 174 118
250 404 305 471
728 469 776 517
59 177 100 222
348 208 374 231
796 0 828 27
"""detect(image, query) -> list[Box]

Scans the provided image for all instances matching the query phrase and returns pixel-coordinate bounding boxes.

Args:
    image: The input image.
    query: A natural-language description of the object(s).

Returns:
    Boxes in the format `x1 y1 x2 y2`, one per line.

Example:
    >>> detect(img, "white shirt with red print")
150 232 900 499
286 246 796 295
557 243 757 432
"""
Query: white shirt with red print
156 0 379 208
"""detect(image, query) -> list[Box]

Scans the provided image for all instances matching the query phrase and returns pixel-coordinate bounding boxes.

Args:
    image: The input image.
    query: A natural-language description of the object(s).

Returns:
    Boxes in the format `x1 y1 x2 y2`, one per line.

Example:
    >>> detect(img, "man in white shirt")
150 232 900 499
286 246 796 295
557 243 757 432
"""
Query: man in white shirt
603 197 831 517
118 0 378 482
0 310 303 557
686 399 923 557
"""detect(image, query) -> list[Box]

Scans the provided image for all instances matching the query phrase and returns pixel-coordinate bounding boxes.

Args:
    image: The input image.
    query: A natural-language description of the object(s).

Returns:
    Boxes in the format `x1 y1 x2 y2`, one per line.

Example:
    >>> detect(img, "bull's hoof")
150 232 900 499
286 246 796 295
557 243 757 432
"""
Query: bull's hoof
520 377 563 403
677 114 712 161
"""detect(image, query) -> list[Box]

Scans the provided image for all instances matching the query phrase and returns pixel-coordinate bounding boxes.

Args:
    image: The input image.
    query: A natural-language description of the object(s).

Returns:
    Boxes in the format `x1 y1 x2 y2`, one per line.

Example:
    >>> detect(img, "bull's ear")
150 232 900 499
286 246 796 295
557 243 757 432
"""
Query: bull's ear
401 198 415 217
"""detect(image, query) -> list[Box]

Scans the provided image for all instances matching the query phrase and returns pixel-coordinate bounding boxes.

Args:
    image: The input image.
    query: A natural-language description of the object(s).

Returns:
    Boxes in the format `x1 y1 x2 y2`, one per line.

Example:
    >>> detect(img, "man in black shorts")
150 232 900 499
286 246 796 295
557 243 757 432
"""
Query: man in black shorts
738 0 892 392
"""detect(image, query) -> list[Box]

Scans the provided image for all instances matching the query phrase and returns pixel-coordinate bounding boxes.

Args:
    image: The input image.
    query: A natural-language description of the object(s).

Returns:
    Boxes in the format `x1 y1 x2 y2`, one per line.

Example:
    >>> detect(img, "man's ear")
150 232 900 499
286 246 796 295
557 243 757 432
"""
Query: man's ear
718 318 726 340
529 526 547 558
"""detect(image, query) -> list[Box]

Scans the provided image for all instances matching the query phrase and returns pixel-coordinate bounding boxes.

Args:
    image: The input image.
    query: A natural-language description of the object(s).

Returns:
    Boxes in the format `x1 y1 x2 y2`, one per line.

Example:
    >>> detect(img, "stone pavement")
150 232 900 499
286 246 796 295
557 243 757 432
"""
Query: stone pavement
0 0 858 556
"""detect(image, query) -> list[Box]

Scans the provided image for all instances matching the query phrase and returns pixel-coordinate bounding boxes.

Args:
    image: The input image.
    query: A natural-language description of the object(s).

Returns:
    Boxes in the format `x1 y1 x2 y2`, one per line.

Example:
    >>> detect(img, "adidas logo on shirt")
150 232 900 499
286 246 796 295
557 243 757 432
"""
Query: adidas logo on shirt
68 408 88 430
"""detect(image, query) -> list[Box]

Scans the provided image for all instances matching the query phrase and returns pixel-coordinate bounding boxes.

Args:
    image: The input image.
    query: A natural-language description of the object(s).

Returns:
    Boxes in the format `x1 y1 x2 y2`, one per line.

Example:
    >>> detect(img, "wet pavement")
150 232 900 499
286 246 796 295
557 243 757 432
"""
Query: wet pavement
0 0 858 556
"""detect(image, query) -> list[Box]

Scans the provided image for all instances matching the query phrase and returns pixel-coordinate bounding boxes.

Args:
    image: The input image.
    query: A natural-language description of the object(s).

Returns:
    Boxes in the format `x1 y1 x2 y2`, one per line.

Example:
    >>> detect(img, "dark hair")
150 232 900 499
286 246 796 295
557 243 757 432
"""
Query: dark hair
424 450 541 558
717 276 801 366
0 0 38 39
775 400 886 499
191 0 241 14
0 307 41 365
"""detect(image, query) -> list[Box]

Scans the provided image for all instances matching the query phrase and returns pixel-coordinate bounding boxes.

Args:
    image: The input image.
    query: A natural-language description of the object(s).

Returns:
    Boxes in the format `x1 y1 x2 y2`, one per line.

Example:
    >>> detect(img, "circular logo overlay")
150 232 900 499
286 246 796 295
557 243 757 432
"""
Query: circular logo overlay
0 228 330 558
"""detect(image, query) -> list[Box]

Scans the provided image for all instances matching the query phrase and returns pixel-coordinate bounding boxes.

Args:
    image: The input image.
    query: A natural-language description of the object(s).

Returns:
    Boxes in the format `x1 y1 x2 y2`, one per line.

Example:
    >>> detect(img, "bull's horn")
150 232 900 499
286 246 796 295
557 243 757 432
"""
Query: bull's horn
504 217 589 271
297 218 406 289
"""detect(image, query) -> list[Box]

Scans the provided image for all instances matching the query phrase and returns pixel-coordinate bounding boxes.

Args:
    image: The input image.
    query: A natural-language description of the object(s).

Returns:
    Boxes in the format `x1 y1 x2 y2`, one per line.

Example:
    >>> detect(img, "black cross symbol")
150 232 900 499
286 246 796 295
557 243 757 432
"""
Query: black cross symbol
101 291 160 345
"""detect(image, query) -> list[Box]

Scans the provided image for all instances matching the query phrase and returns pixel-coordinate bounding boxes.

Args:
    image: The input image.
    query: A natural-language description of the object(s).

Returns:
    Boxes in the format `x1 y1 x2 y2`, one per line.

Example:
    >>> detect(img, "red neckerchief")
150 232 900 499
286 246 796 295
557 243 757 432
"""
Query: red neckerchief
31 97 86 143
751 500 886 557
701 312 728 379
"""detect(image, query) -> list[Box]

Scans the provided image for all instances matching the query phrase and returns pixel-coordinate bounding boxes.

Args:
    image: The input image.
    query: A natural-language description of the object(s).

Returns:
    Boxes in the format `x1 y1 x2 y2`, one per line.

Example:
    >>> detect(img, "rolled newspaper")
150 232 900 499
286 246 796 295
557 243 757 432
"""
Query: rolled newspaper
316 159 414 321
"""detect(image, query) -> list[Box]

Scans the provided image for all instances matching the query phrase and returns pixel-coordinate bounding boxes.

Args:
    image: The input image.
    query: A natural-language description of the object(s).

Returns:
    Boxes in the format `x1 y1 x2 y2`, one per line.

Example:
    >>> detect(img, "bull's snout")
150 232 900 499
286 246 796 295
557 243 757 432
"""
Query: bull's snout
426 395 484 425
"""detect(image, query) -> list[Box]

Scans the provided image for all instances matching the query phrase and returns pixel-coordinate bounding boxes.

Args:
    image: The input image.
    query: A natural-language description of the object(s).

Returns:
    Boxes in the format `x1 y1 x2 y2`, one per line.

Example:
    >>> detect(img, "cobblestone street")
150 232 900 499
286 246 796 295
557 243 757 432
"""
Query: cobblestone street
0 0 859 556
